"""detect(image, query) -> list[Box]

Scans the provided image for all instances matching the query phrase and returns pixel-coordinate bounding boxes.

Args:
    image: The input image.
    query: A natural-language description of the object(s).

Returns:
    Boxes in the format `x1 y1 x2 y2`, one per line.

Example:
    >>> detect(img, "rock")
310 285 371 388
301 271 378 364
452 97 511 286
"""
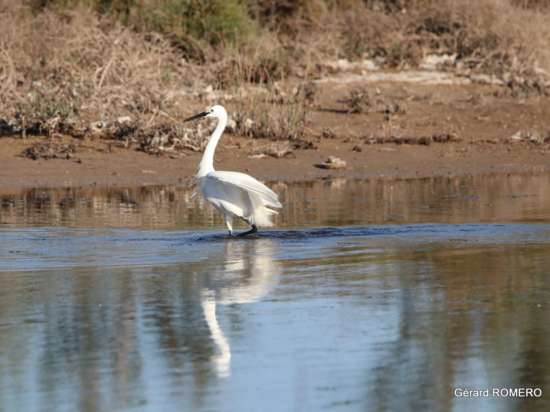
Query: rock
511 131 525 141
315 156 347 169
89 121 105 136
248 153 267 159
321 128 336 139
529 133 544 145
116 116 132 124
249 142 293 159
336 59 352 71
510 131 546 144
420 54 456 71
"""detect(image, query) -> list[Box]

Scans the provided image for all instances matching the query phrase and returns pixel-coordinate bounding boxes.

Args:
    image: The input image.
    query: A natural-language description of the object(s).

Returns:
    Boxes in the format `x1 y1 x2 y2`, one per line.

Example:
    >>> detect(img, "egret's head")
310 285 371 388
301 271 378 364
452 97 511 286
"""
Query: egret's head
184 104 226 122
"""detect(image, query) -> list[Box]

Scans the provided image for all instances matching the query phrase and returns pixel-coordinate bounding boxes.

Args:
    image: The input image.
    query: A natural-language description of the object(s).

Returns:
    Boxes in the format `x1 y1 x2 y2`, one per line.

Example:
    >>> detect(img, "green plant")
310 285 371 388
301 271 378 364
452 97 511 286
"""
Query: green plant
42 101 75 119
138 0 256 46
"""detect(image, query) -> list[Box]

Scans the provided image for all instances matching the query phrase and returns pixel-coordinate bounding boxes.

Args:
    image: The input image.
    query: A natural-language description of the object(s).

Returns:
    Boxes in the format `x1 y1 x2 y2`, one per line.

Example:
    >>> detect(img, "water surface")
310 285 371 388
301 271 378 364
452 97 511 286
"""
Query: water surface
1 174 549 412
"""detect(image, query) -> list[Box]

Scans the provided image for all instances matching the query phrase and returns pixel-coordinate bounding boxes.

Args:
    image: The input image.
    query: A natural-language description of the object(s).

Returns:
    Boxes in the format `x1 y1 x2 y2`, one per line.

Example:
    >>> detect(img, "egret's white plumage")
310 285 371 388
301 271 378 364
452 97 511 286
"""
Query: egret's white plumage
185 105 282 235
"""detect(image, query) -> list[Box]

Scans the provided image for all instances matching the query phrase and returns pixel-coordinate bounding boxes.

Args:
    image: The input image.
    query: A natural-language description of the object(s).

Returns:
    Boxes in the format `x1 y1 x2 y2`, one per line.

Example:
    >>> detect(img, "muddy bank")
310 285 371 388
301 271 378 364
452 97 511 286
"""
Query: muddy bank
1 135 549 196
1 78 550 194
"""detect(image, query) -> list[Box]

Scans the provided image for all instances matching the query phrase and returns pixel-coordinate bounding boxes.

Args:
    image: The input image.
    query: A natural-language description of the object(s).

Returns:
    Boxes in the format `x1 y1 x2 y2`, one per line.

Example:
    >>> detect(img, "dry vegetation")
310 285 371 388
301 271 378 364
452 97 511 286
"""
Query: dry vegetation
1 0 550 158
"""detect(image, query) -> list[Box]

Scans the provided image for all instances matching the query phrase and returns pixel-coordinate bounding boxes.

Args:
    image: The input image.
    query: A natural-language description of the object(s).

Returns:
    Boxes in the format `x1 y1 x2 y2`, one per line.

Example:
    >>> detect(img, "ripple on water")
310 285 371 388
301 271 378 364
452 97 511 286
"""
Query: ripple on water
1 223 550 272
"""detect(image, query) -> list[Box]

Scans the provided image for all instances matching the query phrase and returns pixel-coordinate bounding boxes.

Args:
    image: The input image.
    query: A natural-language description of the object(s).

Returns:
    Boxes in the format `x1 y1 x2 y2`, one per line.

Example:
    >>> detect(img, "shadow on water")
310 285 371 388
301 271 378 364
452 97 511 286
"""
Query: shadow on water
192 226 392 242
196 223 550 241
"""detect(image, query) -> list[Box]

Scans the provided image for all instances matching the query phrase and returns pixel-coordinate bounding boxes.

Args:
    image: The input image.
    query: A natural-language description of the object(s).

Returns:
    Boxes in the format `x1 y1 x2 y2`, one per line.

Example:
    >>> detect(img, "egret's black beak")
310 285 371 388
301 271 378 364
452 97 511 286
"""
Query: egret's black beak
184 111 209 122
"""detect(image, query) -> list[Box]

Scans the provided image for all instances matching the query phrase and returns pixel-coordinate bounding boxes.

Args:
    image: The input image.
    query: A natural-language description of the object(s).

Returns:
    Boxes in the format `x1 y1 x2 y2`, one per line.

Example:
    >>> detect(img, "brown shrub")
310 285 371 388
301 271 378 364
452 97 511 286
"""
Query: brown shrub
227 83 312 142
0 3 199 126
210 33 292 89
1 0 549 150
289 0 550 80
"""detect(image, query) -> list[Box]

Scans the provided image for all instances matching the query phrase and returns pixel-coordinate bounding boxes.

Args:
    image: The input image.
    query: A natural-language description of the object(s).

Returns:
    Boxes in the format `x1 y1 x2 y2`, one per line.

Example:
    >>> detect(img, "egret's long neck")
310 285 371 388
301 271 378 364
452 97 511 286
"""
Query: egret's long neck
197 112 227 177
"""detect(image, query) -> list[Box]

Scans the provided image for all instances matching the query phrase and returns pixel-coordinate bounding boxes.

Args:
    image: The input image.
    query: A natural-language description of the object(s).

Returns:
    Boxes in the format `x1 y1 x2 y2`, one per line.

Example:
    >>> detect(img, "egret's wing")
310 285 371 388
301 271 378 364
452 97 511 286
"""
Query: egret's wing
200 171 281 227
201 175 249 218
209 171 282 209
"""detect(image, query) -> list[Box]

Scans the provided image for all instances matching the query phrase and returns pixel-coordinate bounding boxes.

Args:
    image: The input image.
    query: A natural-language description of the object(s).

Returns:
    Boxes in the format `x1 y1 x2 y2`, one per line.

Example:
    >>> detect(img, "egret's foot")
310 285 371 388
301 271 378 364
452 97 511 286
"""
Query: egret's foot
237 224 257 237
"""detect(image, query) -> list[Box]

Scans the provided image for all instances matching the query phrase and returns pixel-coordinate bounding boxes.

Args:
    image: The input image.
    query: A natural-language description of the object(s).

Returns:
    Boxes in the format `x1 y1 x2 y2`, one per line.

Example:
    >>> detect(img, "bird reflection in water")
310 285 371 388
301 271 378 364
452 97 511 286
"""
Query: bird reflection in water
199 238 279 378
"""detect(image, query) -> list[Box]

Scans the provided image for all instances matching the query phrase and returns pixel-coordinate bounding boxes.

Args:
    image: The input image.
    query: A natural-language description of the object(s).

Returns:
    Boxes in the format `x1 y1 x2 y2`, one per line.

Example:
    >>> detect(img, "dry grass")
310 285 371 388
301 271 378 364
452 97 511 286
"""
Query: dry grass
0 1 215 154
0 0 549 154
0 1 304 149
321 0 550 76
0 4 197 119
413 0 550 75
227 82 314 142
281 0 550 98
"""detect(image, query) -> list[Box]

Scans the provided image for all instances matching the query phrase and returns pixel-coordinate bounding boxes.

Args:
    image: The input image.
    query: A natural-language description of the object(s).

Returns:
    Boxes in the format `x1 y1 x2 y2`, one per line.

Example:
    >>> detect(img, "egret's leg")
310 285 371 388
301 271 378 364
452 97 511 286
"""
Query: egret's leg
237 224 257 237
224 216 234 236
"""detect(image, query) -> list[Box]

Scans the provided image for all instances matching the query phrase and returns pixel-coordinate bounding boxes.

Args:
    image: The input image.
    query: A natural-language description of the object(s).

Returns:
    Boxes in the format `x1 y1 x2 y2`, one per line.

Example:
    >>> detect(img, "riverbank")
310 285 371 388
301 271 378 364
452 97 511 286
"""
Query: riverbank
1 77 550 195
1 133 549 195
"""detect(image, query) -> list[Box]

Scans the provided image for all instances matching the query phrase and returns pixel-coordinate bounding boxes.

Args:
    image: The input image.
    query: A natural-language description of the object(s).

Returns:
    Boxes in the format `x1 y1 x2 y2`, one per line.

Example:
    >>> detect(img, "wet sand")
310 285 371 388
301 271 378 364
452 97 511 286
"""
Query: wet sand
1 136 549 195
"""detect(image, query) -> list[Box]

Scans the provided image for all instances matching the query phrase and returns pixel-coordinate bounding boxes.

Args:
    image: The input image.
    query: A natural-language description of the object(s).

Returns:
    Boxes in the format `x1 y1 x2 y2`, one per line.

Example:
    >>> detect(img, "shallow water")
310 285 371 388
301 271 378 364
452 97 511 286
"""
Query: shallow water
1 174 550 411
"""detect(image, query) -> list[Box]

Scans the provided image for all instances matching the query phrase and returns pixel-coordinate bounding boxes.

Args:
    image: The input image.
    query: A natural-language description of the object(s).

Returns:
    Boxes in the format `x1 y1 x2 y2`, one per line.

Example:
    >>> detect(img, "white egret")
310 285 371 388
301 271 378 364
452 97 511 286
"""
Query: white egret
185 105 282 236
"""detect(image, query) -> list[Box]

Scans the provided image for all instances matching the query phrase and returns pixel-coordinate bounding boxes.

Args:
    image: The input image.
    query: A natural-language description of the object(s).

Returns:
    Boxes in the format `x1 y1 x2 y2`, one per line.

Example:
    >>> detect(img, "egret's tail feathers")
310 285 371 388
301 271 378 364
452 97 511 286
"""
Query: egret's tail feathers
249 193 280 227
252 206 277 227
264 207 278 215
265 195 282 209
256 191 282 211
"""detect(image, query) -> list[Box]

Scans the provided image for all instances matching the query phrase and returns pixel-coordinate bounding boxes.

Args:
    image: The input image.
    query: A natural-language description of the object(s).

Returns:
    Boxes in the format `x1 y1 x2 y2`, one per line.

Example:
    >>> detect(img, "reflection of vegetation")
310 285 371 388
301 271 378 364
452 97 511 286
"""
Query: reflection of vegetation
2 174 550 229
363 244 550 411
